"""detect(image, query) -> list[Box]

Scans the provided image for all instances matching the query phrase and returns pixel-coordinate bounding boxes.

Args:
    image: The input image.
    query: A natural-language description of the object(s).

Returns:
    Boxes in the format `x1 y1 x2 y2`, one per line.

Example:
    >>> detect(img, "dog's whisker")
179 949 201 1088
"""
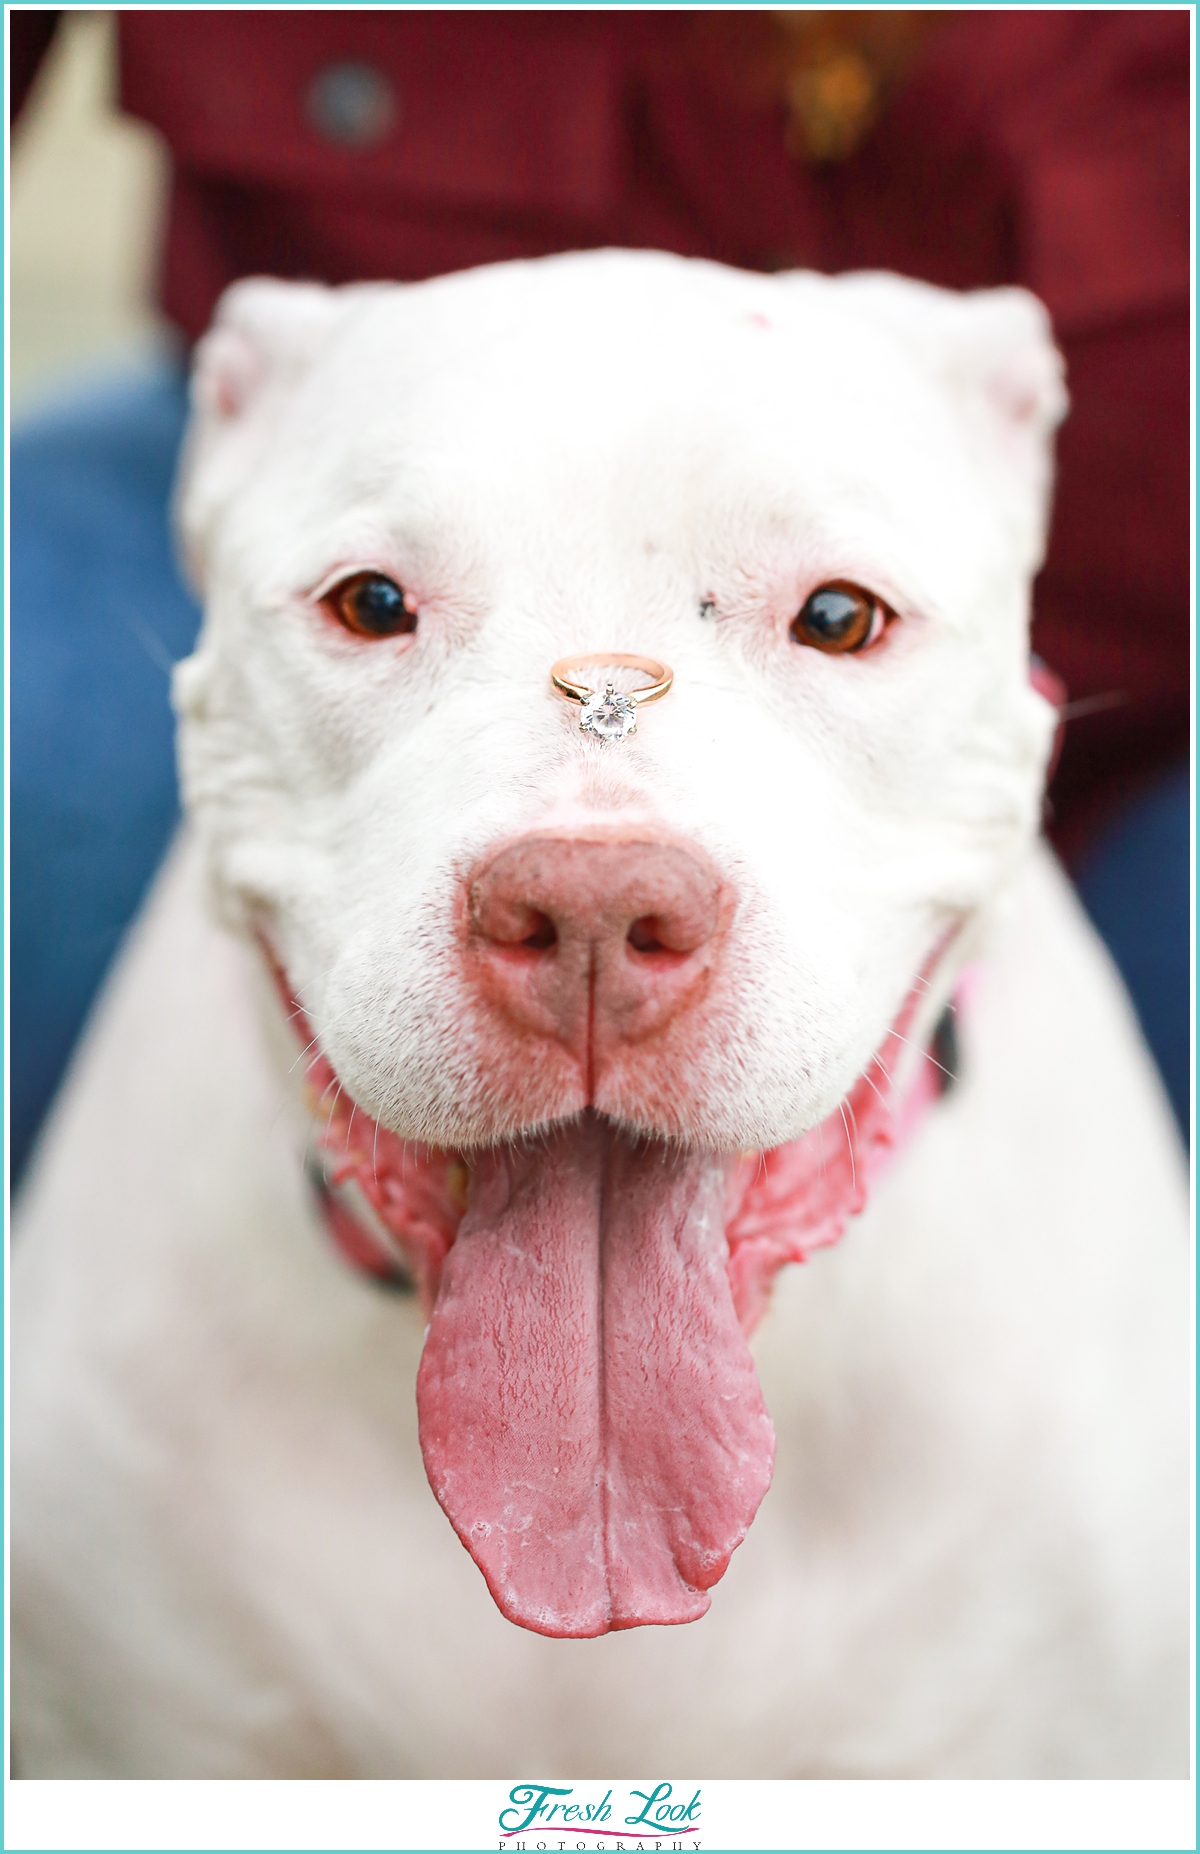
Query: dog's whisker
1059 689 1126 721
838 1102 857 1191
122 608 179 679
287 1033 324 1077
888 1026 954 1084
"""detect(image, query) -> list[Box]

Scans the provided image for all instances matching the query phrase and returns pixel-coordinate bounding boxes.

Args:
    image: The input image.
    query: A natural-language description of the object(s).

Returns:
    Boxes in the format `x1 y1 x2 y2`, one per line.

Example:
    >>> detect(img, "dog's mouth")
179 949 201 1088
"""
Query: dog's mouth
287 978 945 1638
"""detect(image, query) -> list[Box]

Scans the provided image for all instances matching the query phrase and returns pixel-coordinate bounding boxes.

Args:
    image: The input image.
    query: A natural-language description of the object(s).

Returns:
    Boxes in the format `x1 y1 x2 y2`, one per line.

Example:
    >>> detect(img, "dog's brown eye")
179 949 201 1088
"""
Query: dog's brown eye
791 582 889 655
324 572 417 639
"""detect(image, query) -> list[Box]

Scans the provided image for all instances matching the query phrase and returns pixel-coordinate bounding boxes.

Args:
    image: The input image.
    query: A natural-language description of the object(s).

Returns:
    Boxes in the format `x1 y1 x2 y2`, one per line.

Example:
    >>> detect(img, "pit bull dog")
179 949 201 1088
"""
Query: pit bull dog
12 252 1188 1777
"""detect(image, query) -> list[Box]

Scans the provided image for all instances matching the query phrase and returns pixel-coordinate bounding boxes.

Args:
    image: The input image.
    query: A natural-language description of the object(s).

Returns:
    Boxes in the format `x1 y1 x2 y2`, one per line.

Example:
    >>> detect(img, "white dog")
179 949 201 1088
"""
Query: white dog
12 252 1188 1777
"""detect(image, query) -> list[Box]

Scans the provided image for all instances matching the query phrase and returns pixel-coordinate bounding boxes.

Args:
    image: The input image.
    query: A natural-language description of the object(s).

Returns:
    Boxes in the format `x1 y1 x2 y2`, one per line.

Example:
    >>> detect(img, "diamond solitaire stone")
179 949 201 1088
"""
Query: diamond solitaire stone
579 683 637 740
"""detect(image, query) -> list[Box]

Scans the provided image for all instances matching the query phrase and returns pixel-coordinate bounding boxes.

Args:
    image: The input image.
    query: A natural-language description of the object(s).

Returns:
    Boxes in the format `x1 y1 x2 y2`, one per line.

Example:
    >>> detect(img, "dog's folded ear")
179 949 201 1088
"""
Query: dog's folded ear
174 278 354 591
829 274 1068 570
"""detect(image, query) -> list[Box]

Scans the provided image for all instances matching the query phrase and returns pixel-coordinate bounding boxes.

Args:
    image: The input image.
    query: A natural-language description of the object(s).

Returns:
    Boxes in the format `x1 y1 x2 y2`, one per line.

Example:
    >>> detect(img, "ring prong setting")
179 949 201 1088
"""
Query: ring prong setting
579 682 639 741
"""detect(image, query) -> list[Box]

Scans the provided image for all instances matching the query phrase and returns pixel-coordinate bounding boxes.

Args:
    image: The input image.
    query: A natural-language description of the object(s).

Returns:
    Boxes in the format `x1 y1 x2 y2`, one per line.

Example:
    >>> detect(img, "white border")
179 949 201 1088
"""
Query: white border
3 1776 1197 1853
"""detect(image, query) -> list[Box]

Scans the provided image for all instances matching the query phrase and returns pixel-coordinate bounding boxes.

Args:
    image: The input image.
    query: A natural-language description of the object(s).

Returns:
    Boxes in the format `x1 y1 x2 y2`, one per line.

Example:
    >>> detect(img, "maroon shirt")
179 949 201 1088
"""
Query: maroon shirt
14 9 1189 852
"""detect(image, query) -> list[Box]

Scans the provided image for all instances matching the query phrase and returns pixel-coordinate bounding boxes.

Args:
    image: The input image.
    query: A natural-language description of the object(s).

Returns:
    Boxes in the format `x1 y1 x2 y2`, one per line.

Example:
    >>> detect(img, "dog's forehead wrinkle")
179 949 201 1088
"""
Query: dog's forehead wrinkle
283 280 962 481
234 318 1008 622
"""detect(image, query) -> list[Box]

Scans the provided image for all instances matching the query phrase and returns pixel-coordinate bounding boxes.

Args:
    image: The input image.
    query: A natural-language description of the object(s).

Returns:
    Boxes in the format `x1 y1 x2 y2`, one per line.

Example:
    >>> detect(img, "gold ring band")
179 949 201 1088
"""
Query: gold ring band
550 653 674 707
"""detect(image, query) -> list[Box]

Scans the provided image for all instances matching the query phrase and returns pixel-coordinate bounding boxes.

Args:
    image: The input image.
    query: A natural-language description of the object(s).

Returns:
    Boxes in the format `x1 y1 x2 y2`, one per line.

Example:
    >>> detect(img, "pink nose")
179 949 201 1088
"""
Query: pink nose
466 835 723 1054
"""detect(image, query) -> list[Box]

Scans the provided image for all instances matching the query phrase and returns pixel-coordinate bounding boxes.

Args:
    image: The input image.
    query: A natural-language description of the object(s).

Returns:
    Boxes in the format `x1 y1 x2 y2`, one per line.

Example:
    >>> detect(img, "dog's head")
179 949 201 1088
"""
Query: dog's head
174 251 1065 1637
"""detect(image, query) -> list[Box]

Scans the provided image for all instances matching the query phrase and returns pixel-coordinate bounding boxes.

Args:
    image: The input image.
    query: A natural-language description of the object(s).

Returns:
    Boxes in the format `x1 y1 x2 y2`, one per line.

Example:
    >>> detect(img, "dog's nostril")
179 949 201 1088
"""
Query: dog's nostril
627 916 668 955
522 912 558 952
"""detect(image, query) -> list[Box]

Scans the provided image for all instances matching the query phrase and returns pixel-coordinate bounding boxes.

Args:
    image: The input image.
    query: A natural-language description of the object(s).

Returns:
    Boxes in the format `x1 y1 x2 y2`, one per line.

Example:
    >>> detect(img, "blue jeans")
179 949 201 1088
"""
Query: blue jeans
1074 768 1191 1143
9 366 1190 1183
11 368 202 1181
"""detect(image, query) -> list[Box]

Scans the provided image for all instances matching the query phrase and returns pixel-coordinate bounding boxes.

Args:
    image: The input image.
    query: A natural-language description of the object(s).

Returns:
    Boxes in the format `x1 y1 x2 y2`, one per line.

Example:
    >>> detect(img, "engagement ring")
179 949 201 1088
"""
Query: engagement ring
549 654 674 741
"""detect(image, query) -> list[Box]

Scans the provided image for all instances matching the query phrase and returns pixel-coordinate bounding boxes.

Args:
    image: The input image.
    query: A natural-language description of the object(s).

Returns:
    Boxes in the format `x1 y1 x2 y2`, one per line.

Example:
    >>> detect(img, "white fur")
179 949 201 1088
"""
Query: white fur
12 252 1187 1775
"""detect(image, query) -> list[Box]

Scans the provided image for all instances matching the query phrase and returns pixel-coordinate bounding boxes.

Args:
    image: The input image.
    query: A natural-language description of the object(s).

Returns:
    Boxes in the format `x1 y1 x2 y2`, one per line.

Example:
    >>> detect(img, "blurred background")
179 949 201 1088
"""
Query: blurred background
11 11 168 413
10 8 1190 1185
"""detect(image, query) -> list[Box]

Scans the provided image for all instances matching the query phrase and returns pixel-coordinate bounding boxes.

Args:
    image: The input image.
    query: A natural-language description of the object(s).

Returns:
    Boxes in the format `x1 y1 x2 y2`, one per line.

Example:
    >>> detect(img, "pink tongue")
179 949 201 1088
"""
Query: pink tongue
416 1116 776 1638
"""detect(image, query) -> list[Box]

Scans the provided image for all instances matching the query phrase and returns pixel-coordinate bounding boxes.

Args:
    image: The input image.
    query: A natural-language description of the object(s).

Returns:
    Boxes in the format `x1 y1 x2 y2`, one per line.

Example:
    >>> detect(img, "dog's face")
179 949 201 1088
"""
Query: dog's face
176 251 1061 1154
174 252 1064 1638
